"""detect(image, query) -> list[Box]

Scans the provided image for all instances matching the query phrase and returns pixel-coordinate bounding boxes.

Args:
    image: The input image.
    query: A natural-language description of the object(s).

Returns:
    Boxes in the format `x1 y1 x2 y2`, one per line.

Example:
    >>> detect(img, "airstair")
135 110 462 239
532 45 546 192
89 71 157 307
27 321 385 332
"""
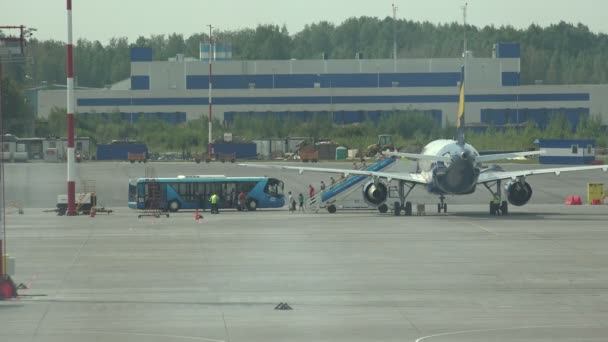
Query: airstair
306 157 398 213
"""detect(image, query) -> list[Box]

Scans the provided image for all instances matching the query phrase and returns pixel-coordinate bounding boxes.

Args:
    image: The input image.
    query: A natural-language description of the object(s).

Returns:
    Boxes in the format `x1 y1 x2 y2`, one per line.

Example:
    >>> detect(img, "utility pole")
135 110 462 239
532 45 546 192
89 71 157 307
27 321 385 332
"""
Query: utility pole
207 25 213 162
392 3 398 72
66 0 76 215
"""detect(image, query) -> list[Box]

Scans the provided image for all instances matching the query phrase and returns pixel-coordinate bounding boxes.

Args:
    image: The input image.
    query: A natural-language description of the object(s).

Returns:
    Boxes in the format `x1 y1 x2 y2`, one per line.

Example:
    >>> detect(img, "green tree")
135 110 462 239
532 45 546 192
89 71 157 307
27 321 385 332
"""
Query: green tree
1 77 35 136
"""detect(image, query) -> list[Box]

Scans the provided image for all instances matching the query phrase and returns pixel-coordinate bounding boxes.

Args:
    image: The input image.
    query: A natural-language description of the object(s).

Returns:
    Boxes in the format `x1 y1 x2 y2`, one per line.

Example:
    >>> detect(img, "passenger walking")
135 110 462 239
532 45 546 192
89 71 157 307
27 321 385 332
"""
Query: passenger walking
320 181 326 191
298 193 305 212
210 193 219 214
330 176 336 186
238 191 246 211
308 184 315 198
288 191 295 213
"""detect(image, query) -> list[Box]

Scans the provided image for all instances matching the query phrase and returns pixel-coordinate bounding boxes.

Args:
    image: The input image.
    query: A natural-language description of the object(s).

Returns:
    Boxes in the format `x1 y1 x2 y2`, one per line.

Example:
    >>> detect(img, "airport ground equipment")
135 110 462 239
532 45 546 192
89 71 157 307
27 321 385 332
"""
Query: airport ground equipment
137 180 169 218
55 192 96 216
128 152 147 163
307 157 397 213
366 134 395 157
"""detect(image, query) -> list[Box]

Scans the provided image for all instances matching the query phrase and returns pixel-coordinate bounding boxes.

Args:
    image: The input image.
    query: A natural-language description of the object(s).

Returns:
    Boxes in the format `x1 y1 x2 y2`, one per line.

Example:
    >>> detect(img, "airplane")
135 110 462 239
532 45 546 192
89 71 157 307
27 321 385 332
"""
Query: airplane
240 66 608 216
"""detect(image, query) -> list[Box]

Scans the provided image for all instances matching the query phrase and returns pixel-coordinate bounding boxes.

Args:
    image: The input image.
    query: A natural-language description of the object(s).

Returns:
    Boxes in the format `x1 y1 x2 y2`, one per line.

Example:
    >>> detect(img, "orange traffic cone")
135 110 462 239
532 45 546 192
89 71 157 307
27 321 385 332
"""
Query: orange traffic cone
89 207 96 218
194 209 201 221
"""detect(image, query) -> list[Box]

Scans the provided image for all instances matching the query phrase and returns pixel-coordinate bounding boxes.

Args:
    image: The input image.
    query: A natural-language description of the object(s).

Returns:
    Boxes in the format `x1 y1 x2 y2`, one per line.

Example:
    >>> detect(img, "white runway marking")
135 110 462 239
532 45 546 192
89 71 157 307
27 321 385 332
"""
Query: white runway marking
414 323 599 341
467 221 498 235
45 330 226 342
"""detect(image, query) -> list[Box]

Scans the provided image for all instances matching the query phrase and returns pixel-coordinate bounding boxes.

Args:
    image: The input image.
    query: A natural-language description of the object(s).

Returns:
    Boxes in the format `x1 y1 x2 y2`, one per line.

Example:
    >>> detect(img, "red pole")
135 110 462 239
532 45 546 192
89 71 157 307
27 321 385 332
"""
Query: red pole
0 61 4 277
66 0 76 215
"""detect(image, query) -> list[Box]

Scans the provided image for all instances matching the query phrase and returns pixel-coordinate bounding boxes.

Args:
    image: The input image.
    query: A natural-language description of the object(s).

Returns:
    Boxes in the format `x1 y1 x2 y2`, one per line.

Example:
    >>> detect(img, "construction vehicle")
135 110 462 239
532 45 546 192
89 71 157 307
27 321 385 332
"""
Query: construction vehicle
366 134 395 157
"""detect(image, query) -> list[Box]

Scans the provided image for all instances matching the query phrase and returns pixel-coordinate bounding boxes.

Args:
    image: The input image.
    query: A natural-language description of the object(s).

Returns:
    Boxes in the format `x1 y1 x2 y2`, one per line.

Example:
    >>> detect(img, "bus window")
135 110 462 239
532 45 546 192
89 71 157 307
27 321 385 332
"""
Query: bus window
225 182 237 207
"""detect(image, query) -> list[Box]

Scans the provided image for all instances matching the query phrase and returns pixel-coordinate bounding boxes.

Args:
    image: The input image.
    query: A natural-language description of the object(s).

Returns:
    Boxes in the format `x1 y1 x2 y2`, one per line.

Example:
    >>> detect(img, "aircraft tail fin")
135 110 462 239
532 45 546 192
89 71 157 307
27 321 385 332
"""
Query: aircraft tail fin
456 65 465 146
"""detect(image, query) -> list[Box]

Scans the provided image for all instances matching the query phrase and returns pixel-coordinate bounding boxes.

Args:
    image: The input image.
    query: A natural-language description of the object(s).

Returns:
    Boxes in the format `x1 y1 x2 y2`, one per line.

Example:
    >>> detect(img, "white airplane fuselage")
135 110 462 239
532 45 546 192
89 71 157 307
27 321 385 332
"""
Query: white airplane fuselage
417 139 481 195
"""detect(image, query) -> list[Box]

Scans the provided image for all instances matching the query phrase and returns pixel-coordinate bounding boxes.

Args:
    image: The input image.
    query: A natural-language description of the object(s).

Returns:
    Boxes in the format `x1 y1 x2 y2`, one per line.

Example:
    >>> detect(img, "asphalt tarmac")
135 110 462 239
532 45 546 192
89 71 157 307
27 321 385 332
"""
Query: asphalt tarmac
2 161 608 341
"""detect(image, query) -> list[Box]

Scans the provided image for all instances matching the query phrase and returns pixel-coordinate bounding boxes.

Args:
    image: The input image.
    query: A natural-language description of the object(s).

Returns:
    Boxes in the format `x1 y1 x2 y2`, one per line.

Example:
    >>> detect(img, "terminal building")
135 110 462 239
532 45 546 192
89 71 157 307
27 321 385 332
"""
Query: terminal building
37 43 608 128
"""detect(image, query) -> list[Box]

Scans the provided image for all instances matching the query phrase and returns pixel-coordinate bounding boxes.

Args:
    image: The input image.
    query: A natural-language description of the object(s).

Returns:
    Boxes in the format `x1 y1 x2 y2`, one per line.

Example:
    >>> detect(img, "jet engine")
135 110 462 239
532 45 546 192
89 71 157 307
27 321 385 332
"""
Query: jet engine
505 180 533 206
362 180 388 206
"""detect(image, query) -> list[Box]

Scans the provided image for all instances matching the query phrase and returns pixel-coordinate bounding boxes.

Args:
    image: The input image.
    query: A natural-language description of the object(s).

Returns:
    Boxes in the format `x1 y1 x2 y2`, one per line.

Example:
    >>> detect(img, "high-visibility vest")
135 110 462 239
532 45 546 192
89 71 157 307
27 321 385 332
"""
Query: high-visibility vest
210 194 218 204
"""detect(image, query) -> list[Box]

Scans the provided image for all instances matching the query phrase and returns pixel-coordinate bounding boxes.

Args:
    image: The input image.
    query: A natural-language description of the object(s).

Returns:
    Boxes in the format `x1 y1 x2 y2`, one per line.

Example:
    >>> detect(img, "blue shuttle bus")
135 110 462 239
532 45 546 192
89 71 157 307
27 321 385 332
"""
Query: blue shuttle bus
128 175 285 212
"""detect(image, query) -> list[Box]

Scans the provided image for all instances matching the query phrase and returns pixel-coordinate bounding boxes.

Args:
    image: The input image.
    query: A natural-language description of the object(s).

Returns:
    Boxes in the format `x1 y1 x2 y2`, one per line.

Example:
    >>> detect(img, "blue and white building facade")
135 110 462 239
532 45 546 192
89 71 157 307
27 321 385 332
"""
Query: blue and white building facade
537 139 596 164
37 43 608 128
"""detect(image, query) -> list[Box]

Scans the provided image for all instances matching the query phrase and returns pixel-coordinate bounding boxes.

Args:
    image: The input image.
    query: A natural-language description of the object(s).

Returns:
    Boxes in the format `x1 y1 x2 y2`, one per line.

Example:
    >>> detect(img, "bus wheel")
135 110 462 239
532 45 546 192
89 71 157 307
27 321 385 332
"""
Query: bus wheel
168 200 180 212
246 199 257 211
327 205 337 214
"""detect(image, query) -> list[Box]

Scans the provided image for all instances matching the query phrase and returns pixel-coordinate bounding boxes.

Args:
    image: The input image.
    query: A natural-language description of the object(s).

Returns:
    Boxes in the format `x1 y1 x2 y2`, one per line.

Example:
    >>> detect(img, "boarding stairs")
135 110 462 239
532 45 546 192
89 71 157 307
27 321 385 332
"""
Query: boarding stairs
306 157 398 213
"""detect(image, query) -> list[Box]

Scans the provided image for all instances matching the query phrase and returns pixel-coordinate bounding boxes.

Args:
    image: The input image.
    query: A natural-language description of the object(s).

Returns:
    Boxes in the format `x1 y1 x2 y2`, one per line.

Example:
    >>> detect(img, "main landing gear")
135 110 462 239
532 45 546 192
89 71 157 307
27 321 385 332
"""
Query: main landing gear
437 194 447 213
393 181 415 216
483 179 508 216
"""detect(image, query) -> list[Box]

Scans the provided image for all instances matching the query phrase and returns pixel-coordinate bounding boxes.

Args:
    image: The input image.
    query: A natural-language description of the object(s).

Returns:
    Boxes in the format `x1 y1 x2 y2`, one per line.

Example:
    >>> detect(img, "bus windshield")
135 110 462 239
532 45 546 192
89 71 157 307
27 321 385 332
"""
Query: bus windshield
265 178 284 197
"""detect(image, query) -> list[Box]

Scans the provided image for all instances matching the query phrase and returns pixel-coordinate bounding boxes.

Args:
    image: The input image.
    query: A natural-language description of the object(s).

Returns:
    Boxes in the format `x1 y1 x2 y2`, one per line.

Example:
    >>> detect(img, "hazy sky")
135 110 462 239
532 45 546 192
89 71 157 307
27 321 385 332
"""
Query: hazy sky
2 0 606 43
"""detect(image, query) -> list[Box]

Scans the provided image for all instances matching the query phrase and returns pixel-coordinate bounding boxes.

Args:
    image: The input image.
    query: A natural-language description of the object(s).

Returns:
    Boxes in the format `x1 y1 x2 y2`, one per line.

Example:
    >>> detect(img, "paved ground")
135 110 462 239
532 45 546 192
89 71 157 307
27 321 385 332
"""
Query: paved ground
2 161 608 341
2 205 608 341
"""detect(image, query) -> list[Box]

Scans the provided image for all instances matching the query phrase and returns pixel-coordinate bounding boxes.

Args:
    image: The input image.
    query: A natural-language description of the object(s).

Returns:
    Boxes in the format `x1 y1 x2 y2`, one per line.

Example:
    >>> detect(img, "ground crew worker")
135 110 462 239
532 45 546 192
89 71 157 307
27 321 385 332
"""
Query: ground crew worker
492 195 501 215
210 193 219 214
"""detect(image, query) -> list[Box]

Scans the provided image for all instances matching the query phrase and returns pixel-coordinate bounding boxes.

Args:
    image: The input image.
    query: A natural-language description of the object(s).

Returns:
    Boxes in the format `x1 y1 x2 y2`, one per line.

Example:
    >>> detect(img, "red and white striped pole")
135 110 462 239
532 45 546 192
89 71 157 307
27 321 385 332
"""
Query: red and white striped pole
66 0 76 215
207 25 213 161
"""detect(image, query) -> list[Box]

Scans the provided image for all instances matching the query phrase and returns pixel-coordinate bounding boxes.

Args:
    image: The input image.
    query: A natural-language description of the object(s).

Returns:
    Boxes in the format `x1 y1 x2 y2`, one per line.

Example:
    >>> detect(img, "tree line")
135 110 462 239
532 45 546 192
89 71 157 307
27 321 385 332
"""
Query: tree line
3 18 608 88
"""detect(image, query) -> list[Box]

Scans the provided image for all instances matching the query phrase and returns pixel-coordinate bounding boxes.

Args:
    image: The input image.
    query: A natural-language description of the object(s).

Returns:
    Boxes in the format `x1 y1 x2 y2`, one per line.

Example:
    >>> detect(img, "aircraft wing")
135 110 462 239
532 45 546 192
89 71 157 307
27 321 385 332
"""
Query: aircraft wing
382 151 452 162
476 150 546 163
238 163 429 184
478 164 608 183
